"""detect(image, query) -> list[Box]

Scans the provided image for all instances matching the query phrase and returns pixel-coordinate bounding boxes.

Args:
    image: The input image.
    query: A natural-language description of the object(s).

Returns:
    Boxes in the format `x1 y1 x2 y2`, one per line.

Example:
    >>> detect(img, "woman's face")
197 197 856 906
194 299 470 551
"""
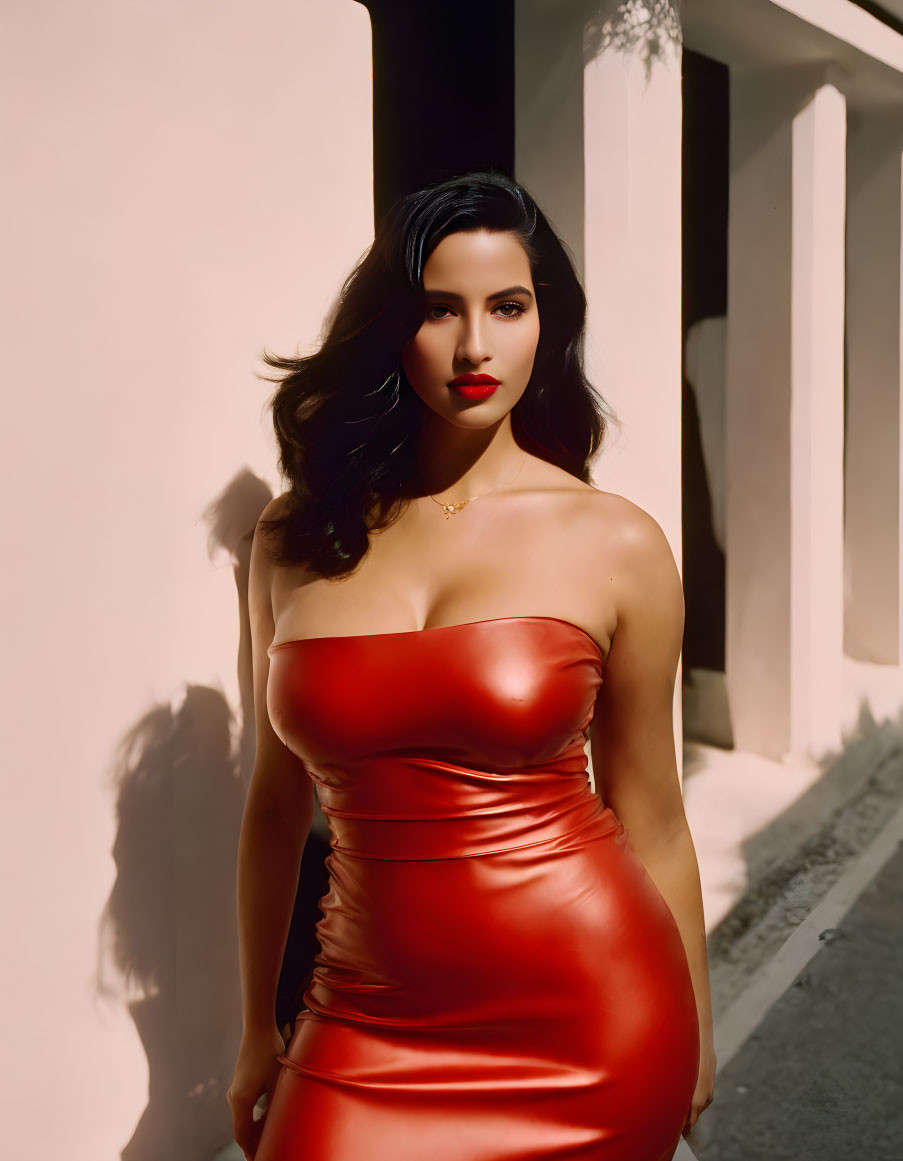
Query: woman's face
401 229 540 429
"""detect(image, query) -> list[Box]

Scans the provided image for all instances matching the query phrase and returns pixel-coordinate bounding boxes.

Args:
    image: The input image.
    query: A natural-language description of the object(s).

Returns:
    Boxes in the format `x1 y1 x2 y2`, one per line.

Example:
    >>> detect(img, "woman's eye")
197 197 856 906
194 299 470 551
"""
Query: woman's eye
428 302 526 321
495 301 526 319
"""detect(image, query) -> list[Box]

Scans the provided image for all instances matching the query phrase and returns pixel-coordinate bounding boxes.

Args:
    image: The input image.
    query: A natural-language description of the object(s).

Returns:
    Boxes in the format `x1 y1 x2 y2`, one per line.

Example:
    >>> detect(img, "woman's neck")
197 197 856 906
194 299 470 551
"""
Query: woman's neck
409 410 525 500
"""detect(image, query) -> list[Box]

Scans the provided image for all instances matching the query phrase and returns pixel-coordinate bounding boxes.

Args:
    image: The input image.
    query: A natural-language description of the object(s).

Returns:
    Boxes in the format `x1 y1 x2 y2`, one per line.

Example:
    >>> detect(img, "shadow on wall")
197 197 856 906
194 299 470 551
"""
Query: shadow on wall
95 686 246 1161
582 0 682 74
93 469 331 1161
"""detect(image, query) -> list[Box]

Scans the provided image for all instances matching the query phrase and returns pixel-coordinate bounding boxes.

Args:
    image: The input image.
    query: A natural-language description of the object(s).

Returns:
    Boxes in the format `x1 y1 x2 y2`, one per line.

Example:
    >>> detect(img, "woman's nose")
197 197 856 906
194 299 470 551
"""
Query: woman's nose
456 315 490 365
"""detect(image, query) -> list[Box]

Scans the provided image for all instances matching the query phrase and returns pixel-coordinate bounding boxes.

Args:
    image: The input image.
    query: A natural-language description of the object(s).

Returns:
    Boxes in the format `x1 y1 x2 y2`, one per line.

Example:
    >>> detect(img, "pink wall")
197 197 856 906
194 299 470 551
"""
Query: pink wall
0 2 372 1158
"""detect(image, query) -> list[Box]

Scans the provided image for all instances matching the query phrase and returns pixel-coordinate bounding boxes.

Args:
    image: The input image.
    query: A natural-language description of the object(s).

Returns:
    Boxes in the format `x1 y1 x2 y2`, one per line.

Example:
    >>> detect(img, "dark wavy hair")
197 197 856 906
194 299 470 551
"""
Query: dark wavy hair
257 170 614 576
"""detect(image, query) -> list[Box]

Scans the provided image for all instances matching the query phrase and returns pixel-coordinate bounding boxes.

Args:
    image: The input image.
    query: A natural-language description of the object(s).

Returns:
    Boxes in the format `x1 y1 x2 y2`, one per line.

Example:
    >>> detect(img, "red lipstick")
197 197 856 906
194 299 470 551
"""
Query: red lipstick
447 372 501 400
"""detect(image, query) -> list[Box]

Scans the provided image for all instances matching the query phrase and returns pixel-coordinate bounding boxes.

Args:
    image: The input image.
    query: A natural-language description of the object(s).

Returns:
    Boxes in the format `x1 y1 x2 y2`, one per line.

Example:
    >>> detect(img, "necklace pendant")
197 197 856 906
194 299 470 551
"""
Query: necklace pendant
430 495 474 519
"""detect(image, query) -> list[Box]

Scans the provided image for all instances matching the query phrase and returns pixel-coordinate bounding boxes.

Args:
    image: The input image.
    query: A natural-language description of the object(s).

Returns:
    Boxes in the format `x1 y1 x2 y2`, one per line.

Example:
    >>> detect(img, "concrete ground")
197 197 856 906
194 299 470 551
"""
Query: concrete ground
680 655 903 1159
688 837 903 1160
682 653 903 936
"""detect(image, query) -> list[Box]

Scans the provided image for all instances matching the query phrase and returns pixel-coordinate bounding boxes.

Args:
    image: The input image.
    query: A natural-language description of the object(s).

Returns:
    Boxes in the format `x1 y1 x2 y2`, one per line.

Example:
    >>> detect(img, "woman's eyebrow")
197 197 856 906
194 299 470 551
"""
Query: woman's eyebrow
423 285 534 302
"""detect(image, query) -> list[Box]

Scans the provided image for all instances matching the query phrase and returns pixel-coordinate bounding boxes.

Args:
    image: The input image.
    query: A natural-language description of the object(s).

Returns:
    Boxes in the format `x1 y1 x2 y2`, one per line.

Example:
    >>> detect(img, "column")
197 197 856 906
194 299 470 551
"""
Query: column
515 3 685 773
726 63 846 761
845 111 903 667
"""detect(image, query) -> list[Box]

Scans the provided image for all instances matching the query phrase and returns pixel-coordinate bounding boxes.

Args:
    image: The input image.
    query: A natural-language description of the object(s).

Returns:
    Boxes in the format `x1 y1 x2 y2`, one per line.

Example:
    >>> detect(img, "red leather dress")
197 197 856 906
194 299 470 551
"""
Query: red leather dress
257 615 699 1161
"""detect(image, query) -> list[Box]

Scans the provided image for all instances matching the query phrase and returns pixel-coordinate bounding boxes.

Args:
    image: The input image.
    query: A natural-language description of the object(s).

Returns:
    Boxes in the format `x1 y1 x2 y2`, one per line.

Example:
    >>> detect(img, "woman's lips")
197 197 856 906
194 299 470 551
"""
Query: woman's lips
447 373 500 400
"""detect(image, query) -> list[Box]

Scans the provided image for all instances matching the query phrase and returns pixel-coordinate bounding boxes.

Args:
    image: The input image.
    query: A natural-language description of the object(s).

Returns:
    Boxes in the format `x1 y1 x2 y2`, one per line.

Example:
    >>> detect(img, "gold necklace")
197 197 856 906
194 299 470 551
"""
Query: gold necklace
427 453 528 519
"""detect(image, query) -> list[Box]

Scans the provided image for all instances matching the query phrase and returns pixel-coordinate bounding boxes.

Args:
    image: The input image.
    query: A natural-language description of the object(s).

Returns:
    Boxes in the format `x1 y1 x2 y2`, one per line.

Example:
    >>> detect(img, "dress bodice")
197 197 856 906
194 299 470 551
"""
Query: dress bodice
266 615 609 860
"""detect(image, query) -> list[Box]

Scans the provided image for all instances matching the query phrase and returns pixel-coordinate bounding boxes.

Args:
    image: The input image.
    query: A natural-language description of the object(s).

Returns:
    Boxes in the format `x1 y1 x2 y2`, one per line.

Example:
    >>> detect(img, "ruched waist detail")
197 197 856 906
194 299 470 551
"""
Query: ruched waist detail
308 754 622 860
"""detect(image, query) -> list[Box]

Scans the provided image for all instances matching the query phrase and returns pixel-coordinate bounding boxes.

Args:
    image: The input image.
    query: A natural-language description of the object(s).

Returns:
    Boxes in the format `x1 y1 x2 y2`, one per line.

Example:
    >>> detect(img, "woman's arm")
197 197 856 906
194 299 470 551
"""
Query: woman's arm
229 503 316 1159
589 500 715 1137
236 756 314 1035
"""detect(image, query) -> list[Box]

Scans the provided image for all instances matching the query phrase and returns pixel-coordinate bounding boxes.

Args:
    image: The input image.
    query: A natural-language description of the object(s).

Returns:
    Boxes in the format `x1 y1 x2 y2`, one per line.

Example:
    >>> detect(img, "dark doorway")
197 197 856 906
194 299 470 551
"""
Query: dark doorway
681 47 729 679
359 0 516 225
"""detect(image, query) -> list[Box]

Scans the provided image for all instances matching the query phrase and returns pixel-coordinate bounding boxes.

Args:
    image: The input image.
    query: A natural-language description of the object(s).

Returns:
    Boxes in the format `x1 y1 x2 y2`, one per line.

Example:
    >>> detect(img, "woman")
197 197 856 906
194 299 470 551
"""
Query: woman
228 171 716 1161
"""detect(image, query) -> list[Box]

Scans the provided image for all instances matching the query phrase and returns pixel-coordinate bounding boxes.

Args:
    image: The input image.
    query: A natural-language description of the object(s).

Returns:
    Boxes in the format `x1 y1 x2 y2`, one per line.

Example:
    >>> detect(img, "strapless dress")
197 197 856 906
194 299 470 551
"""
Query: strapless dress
256 615 699 1161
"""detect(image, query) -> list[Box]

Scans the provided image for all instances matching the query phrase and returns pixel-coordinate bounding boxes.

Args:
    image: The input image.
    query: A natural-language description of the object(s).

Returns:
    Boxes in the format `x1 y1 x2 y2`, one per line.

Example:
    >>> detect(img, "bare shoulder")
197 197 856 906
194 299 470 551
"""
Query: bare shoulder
258 490 293 526
580 487 674 552
575 488 683 623
522 463 675 574
253 492 294 566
